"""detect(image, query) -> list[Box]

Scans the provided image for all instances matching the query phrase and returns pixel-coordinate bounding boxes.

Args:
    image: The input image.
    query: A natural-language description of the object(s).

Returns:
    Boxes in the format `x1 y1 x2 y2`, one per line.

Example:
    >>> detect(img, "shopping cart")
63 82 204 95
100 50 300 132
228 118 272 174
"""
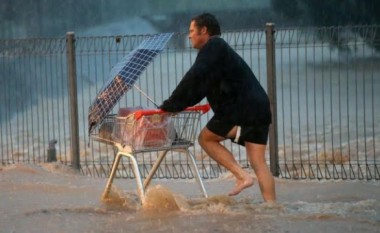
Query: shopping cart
91 104 210 202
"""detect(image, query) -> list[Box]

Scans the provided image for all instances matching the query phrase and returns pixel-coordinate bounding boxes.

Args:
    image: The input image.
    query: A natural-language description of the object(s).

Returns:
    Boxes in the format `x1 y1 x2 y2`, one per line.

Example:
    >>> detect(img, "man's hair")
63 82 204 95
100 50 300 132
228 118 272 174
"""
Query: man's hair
191 13 221 36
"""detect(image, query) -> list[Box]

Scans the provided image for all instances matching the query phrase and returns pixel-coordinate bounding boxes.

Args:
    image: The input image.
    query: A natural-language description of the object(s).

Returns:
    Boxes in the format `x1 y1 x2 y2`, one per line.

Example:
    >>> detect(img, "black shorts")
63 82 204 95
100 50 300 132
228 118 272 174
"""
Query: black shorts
206 117 269 146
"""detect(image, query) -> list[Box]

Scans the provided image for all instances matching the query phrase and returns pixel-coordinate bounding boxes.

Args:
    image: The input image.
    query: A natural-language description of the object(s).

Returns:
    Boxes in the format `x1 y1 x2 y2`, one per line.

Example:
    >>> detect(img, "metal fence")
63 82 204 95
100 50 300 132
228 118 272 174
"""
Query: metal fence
0 25 379 180
275 26 380 180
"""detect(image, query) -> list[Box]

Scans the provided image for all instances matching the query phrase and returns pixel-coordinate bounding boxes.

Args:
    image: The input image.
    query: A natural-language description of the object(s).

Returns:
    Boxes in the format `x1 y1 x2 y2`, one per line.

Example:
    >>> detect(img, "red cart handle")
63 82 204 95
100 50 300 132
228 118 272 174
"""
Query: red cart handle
133 103 210 120
183 103 210 114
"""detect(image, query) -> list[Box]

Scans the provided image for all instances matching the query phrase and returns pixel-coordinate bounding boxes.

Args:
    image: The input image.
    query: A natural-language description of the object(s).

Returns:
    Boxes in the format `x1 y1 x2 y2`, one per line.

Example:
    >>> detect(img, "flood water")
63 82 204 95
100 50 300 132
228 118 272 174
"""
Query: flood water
1 163 379 233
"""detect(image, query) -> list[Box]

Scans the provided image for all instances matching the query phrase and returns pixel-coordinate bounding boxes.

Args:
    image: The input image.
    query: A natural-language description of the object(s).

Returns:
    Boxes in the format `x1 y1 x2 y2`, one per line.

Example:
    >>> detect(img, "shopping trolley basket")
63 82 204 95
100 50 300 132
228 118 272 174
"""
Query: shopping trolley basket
91 104 210 202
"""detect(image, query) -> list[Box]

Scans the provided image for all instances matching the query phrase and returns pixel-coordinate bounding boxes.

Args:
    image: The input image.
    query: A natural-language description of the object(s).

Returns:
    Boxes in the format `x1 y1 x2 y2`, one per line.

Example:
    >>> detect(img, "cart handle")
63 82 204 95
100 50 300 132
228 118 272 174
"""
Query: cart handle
133 104 210 120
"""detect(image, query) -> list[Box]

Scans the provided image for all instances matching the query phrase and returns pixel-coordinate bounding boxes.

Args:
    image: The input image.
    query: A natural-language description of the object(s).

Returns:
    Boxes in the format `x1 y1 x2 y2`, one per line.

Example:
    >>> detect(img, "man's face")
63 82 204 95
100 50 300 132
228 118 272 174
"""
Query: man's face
188 21 209 49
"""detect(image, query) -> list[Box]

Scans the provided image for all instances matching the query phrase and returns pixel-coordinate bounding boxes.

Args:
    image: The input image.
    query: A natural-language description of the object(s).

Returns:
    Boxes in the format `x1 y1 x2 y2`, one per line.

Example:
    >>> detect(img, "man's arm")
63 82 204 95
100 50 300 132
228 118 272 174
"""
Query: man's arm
159 62 210 112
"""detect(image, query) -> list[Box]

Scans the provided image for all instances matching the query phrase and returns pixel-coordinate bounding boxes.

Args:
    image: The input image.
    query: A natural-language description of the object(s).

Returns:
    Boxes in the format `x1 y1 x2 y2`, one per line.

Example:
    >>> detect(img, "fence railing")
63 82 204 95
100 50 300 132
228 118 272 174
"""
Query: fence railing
1 24 379 180
275 25 380 180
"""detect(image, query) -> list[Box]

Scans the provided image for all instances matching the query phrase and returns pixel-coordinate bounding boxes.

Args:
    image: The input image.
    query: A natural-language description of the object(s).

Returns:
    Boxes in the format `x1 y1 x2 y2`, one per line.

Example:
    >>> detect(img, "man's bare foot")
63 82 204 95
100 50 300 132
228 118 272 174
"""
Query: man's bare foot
228 176 254 196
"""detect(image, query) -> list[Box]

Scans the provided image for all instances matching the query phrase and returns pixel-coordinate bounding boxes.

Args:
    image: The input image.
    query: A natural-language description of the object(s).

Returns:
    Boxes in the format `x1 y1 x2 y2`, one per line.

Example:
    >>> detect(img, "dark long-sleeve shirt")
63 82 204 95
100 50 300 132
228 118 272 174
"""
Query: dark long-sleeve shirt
160 36 271 126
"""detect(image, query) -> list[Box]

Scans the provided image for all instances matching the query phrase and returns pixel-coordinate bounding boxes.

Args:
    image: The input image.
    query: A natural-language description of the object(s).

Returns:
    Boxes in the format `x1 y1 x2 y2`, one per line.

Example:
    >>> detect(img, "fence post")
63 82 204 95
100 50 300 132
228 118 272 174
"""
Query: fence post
66 32 80 170
265 23 279 177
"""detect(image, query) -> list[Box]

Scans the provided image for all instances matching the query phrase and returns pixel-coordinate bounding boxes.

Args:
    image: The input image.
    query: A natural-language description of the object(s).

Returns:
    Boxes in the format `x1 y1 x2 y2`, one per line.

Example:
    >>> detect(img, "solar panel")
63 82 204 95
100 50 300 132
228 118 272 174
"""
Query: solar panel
88 33 173 134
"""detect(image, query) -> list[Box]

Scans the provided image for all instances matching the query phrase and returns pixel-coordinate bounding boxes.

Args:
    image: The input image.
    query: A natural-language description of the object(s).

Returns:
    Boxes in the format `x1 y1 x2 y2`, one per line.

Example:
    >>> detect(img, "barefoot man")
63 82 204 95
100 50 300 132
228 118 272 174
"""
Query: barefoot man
160 13 276 202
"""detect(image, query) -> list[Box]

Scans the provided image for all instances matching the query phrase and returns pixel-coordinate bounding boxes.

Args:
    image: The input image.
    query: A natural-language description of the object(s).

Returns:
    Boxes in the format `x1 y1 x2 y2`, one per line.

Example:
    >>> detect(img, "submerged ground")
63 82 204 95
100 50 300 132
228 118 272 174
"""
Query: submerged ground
0 163 379 233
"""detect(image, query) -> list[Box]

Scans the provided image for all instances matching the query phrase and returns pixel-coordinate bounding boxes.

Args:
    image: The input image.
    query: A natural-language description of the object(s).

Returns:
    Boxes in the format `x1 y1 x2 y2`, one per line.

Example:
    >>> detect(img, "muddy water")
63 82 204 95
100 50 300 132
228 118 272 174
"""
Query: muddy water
0 164 379 233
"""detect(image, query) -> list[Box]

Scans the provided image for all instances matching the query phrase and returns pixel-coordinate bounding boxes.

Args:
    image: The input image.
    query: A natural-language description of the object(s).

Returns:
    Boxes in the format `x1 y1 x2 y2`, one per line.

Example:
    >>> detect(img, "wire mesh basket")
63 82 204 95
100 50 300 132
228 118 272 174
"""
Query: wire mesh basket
91 106 208 152
113 111 176 151
91 114 116 145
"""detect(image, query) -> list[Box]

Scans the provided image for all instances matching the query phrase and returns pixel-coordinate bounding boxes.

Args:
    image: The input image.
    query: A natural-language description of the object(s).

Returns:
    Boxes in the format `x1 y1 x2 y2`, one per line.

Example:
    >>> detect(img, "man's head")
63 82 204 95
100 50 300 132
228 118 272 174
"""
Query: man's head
188 13 221 49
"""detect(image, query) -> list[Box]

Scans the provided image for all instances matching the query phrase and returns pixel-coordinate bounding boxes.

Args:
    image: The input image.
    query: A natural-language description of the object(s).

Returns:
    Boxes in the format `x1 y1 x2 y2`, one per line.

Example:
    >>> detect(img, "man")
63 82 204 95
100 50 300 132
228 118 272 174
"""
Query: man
160 13 276 202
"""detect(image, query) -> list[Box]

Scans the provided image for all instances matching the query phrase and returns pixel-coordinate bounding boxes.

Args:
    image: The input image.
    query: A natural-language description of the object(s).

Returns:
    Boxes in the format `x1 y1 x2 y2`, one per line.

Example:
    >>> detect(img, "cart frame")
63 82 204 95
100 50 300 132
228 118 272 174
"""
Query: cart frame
91 104 210 203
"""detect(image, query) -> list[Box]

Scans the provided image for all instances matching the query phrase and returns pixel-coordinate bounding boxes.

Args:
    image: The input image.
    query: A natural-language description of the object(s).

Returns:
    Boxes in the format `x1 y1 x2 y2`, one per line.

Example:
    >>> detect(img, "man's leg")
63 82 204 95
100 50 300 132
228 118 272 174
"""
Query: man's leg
198 127 253 196
245 142 276 202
